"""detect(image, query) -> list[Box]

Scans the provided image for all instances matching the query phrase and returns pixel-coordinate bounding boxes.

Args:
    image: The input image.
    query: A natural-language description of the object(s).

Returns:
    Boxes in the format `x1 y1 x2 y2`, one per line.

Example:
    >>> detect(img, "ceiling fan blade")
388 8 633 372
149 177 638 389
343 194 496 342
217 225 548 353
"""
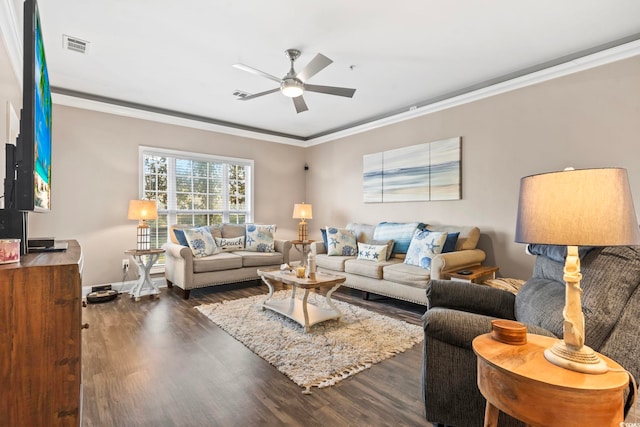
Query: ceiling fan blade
292 96 308 114
304 84 356 98
296 53 332 82
238 88 280 101
232 63 281 83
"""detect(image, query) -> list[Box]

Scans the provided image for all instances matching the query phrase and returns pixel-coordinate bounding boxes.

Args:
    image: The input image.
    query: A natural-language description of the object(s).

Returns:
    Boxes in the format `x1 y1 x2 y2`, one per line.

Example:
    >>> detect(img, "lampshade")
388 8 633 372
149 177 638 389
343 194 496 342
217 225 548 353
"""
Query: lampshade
515 168 640 246
128 200 158 221
515 167 640 374
292 203 313 220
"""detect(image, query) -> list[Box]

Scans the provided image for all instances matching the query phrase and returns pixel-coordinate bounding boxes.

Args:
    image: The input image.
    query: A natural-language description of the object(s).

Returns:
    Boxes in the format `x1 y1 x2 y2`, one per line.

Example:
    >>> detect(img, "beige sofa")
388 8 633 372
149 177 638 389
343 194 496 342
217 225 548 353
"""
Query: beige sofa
311 222 485 305
163 224 291 299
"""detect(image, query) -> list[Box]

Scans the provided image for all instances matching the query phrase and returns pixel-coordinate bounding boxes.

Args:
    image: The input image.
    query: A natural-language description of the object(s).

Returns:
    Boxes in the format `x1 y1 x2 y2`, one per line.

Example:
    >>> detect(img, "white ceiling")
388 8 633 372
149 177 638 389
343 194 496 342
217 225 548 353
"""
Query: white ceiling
2 0 640 144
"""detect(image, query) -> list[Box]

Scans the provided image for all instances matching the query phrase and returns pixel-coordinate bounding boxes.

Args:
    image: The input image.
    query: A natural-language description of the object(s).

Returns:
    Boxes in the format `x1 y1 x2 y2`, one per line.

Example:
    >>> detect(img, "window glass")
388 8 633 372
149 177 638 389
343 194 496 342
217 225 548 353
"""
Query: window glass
140 147 253 265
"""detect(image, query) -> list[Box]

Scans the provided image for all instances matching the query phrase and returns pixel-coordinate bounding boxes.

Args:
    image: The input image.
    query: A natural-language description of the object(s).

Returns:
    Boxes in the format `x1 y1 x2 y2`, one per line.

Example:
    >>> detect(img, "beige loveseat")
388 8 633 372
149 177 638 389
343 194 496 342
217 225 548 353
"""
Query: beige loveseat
163 224 291 299
311 222 484 305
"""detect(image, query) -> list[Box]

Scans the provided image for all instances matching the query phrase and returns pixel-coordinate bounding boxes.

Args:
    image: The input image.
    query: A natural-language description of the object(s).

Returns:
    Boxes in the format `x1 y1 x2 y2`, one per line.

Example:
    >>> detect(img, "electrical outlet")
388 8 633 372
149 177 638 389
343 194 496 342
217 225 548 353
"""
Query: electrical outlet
122 259 130 271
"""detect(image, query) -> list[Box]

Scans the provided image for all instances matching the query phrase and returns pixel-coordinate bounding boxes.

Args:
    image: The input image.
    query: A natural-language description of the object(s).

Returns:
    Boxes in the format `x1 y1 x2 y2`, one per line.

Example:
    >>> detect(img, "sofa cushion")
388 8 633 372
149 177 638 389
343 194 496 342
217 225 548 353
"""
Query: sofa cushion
326 227 358 256
404 229 447 269
345 258 402 279
373 222 422 254
516 246 640 350
193 252 242 273
221 223 246 238
316 253 353 272
183 227 220 258
215 236 245 251
235 250 284 267
346 223 377 243
382 262 431 288
357 242 388 262
245 224 276 252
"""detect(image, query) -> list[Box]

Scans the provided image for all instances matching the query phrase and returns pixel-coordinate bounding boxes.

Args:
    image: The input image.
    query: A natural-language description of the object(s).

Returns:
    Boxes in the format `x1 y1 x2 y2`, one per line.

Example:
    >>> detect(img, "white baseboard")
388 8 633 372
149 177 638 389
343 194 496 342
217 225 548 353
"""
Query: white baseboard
82 278 167 297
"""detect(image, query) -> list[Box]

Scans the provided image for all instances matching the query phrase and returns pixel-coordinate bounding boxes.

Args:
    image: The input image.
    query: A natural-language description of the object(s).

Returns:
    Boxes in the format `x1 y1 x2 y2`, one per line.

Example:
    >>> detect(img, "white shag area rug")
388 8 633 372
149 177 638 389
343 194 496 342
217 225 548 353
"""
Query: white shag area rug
195 290 423 392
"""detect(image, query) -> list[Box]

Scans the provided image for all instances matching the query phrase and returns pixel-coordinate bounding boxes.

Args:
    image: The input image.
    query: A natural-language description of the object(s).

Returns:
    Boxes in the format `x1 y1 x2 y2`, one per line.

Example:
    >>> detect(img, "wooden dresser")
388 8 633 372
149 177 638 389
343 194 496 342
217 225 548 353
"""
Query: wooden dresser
0 240 84 427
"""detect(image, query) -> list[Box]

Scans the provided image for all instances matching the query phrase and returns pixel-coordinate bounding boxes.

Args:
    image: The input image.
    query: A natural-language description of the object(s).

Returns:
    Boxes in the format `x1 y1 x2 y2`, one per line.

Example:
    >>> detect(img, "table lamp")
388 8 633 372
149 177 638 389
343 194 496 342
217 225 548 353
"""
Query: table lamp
515 167 640 374
128 199 158 250
292 203 313 241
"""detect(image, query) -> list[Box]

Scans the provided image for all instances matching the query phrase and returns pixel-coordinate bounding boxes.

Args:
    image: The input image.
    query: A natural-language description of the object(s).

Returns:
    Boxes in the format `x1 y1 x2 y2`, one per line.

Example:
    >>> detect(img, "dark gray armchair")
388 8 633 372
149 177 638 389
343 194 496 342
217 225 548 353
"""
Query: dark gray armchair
422 246 640 427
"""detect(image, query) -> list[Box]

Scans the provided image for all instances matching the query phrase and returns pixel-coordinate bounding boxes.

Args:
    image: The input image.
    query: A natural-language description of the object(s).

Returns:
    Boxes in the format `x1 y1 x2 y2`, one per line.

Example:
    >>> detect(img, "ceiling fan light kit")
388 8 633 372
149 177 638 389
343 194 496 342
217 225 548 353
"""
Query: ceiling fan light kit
233 48 356 113
281 78 304 98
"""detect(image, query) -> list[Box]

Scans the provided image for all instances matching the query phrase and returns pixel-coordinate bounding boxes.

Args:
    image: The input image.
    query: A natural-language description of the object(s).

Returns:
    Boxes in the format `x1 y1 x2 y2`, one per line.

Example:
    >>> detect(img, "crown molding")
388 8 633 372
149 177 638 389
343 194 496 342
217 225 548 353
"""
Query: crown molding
307 39 640 146
3 0 639 147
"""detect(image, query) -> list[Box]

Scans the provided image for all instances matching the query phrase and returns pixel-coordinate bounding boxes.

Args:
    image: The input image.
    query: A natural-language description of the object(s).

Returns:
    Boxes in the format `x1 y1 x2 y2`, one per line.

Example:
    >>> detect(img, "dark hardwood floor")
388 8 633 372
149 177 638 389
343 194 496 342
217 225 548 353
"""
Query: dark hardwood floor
81 281 431 427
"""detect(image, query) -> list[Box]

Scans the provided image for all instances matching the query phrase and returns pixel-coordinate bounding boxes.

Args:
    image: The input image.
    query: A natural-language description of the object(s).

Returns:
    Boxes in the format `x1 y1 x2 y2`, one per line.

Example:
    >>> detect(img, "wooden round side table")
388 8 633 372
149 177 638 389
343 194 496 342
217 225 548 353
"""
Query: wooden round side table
473 333 629 427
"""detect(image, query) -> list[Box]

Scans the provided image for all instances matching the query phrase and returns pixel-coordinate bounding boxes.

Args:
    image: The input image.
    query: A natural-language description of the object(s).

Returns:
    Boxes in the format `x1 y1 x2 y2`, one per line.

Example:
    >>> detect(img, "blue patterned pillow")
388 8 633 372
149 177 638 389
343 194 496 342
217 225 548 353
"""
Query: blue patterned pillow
373 222 422 254
404 229 447 269
326 227 357 256
357 243 388 262
183 227 219 257
245 224 276 252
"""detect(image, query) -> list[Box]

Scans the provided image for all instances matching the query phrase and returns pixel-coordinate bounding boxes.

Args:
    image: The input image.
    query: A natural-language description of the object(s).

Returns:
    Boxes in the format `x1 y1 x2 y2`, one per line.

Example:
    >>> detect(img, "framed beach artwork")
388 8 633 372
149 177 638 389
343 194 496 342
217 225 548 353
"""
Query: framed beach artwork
363 137 461 203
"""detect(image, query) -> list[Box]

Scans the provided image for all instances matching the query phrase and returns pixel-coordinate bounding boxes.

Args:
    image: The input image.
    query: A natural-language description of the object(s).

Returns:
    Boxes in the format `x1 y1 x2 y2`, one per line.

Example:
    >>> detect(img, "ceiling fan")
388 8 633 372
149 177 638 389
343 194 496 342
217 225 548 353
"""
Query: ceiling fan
233 49 356 114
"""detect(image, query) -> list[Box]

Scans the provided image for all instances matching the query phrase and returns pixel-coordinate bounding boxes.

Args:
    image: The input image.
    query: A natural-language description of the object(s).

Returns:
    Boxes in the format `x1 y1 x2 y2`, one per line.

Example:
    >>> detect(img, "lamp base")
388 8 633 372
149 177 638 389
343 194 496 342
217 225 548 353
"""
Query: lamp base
297 221 308 242
544 340 608 374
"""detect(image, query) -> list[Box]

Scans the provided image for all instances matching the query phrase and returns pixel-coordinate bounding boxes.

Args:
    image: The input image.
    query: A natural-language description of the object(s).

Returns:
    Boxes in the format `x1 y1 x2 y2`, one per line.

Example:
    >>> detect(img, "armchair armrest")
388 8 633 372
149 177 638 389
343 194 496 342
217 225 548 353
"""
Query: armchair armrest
274 239 292 264
311 241 327 255
430 249 486 279
423 307 497 349
427 279 516 320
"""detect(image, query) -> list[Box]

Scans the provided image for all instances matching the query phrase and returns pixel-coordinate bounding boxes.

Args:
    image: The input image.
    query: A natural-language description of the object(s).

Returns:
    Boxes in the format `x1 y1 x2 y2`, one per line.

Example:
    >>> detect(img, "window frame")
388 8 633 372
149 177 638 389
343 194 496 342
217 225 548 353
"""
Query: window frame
138 146 254 259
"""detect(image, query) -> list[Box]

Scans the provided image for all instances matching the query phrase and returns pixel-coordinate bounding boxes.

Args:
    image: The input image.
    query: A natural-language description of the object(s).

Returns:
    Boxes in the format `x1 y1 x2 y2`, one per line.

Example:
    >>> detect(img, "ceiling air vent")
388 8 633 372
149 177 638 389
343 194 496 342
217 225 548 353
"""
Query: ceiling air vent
63 35 90 54
233 90 249 99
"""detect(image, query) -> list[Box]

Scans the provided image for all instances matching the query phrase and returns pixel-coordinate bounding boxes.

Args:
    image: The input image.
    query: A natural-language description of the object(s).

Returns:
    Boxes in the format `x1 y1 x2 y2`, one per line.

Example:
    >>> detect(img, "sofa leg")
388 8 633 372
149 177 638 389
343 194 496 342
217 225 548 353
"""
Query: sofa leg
166 279 173 288
363 291 370 300
182 289 190 300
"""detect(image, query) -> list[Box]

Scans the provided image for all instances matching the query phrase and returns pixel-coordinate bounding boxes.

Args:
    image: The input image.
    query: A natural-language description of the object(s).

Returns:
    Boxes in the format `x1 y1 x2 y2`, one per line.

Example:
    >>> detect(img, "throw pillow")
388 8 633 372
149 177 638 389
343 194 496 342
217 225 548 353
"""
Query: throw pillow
442 232 460 253
183 227 219 258
245 224 276 252
173 228 189 246
373 222 422 254
357 243 388 262
404 229 448 269
366 239 395 260
214 236 245 251
326 227 358 256
320 228 328 249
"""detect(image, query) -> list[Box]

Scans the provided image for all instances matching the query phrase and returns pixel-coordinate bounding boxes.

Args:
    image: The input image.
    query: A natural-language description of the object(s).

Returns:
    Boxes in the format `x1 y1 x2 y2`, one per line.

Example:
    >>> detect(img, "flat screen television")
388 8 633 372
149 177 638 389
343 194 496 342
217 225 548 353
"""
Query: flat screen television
4 0 52 212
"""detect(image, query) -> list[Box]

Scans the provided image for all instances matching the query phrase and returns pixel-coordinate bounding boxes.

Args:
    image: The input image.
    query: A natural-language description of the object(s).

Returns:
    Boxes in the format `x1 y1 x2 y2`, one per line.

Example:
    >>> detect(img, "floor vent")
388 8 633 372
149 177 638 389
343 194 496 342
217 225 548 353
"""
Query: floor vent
63 35 90 54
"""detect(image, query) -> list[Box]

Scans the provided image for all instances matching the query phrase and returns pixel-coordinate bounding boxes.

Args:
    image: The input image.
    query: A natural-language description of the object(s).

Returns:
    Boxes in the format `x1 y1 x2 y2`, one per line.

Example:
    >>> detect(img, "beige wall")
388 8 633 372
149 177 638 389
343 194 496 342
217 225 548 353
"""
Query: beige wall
3 47 640 285
306 56 640 279
0 38 21 209
26 106 306 286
